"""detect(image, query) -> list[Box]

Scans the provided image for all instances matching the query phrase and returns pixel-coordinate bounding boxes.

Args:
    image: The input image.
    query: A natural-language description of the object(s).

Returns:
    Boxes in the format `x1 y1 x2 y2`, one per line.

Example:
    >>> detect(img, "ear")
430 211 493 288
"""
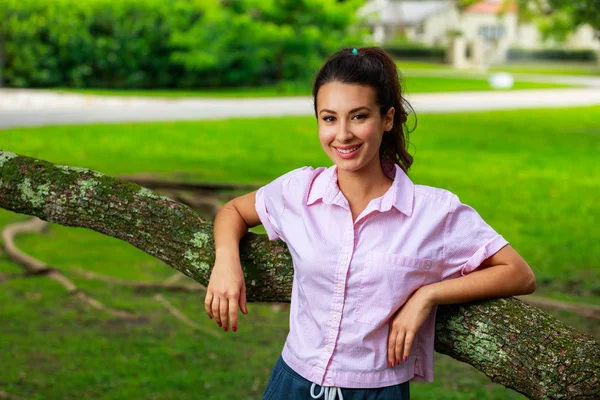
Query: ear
384 107 395 131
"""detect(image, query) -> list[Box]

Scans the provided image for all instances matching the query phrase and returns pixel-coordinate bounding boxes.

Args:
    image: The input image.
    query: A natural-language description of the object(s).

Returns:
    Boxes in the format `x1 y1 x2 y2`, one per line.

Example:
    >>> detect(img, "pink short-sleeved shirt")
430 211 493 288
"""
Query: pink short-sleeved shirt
254 163 508 389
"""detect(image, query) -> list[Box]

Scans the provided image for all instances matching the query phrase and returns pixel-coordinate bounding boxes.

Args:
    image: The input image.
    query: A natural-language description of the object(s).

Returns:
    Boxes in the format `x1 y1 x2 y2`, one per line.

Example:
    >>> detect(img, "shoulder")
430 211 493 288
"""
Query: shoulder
284 166 320 182
270 166 323 190
413 184 458 212
260 166 324 199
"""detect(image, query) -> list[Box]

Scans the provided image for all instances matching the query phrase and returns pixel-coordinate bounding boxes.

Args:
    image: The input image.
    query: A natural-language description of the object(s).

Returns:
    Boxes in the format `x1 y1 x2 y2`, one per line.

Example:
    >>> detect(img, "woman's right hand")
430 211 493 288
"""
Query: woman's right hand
206 191 259 332
204 252 248 332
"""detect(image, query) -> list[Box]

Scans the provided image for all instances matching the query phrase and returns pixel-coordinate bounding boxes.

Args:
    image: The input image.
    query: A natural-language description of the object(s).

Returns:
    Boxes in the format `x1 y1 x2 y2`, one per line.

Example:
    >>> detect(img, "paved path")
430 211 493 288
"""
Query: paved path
503 74 600 88
1 87 599 129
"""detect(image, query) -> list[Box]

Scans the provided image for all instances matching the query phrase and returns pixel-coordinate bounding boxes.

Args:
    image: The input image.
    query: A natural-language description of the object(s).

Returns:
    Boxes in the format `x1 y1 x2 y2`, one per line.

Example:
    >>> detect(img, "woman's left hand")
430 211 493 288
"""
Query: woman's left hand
387 287 435 367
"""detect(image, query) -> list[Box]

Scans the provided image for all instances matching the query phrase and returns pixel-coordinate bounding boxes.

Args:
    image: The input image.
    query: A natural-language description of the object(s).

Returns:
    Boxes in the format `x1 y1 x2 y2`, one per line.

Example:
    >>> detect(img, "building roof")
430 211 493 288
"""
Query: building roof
465 1 518 14
358 1 518 26
358 0 453 26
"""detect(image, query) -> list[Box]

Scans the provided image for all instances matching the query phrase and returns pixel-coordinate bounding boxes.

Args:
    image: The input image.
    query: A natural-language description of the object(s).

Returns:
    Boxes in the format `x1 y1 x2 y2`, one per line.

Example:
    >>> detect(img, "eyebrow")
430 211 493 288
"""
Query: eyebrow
319 106 371 115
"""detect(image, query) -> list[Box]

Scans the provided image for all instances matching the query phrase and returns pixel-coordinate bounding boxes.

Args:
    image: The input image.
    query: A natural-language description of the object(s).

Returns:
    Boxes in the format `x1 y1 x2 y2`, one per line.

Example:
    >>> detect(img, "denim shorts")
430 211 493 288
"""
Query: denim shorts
263 355 410 400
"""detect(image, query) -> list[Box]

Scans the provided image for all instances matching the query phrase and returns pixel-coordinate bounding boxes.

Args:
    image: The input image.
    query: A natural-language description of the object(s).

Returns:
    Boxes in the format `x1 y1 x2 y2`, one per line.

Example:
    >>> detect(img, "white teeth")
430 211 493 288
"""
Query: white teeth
336 146 359 154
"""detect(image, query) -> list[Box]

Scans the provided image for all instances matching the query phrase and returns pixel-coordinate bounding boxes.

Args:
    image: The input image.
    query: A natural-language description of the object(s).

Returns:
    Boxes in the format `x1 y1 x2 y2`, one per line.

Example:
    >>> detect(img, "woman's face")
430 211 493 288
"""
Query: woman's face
316 82 394 174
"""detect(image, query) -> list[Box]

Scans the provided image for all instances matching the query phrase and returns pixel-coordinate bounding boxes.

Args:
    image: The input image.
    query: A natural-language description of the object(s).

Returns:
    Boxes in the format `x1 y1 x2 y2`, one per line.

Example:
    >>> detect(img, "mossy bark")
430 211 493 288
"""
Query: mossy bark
436 299 599 399
1 151 598 399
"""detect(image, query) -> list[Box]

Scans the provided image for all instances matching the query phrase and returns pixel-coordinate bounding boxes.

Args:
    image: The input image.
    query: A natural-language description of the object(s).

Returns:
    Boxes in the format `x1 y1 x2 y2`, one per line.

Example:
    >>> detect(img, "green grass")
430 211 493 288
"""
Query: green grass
396 61 453 70
395 60 600 76
1 107 599 399
49 74 573 99
402 76 573 92
489 62 600 76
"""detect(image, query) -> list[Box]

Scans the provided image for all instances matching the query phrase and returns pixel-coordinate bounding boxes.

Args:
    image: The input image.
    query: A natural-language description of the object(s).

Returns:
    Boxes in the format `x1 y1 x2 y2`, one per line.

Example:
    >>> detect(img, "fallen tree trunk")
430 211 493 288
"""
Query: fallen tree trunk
1 150 598 399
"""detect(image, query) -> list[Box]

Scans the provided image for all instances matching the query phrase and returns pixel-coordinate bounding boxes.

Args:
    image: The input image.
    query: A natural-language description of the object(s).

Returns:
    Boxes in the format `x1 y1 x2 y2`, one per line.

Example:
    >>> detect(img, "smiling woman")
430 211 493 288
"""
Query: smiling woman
317 84 393 171
205 47 535 400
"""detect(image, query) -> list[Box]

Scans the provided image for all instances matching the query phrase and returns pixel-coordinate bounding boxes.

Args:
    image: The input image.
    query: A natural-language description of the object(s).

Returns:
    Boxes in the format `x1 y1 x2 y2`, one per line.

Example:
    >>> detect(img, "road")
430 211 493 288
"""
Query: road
1 87 599 129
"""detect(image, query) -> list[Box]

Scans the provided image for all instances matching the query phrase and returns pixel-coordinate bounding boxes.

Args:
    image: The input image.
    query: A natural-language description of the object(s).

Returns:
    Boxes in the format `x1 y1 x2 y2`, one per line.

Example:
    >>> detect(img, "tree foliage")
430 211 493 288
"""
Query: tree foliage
516 0 600 42
170 0 365 86
547 0 600 31
0 0 366 88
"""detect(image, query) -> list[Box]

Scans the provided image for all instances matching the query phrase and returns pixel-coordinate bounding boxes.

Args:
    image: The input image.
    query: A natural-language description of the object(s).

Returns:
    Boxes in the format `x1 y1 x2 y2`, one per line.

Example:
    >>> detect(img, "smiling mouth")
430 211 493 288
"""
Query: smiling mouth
334 144 362 154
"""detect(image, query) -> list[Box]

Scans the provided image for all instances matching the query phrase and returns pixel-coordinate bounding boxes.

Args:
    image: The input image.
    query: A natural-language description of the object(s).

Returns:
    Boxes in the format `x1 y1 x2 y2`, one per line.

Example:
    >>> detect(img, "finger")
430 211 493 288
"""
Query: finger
204 291 214 319
387 328 398 368
220 296 229 331
212 296 221 327
239 283 248 315
229 294 239 332
403 331 415 363
395 331 406 366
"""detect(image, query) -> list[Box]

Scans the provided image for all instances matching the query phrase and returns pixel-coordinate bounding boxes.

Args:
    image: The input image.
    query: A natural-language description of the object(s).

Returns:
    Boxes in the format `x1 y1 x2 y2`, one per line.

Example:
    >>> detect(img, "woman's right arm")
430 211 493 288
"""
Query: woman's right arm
204 190 261 333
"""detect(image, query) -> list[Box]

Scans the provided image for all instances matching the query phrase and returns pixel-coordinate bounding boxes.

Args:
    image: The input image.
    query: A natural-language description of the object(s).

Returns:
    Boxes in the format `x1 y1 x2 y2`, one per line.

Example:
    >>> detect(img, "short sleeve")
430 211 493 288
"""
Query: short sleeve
441 195 509 281
254 167 313 241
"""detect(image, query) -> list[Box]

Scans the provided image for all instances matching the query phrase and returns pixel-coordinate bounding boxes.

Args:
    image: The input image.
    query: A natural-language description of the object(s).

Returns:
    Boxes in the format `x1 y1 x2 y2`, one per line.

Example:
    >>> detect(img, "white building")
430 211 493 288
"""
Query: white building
358 0 599 64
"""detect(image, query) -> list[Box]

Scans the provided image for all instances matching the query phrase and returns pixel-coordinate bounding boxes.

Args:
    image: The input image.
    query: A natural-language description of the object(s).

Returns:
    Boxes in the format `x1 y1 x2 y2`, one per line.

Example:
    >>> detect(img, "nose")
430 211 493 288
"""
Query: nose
335 119 354 143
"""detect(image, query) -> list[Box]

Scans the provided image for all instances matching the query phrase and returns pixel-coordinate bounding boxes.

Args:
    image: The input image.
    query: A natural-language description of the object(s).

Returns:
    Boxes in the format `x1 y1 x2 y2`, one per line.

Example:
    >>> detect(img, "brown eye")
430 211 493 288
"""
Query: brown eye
353 114 367 120
323 116 336 122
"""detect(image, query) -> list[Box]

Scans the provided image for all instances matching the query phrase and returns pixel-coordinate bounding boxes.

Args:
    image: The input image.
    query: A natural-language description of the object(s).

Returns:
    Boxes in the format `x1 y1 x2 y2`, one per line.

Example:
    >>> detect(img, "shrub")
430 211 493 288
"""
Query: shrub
507 48 597 62
383 43 446 61
0 0 366 89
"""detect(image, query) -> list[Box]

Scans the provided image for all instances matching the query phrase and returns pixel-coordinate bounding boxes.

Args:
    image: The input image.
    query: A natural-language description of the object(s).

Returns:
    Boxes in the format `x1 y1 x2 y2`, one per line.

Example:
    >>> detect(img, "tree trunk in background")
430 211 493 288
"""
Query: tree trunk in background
1 150 599 400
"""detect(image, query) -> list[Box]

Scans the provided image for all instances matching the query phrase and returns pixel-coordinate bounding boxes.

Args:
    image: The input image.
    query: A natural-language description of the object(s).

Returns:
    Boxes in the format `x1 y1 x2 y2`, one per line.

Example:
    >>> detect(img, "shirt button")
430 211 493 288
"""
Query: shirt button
326 345 333 352
342 255 349 261
333 314 338 321
336 283 343 290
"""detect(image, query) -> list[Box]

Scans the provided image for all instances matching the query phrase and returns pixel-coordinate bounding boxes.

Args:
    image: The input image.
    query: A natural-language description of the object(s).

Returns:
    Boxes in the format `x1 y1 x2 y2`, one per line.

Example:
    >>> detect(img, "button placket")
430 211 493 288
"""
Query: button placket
321 217 355 381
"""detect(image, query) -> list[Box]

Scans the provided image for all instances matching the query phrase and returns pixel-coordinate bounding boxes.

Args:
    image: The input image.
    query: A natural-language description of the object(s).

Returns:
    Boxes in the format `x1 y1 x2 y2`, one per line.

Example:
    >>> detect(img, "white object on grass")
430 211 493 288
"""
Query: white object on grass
489 73 514 89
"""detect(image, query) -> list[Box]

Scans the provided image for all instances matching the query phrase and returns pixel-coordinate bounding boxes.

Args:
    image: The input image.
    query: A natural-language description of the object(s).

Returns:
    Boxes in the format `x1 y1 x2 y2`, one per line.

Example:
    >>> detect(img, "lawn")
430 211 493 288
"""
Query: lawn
396 60 600 76
1 106 599 399
488 62 600 76
49 74 573 99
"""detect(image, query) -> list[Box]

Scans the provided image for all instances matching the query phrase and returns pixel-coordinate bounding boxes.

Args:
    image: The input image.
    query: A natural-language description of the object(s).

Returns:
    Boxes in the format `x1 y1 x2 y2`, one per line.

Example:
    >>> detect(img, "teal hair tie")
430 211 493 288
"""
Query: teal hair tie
352 48 358 55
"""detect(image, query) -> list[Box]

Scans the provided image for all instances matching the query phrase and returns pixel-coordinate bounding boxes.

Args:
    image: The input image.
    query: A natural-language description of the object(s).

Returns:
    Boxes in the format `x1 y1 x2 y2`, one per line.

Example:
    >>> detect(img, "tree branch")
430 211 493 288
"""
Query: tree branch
0 150 293 302
1 150 598 399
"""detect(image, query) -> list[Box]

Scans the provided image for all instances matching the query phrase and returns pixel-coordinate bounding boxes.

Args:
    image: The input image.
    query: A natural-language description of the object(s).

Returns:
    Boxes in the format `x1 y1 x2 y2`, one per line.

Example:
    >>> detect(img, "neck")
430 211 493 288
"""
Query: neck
337 158 392 203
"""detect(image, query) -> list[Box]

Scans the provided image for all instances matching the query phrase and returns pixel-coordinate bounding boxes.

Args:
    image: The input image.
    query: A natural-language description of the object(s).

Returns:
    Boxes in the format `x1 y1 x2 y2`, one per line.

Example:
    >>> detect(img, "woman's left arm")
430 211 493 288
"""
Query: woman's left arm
386 245 535 367
422 244 536 305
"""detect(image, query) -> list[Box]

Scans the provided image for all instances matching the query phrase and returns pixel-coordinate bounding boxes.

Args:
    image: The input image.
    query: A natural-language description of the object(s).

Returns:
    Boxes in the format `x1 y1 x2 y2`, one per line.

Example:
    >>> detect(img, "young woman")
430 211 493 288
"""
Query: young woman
204 47 536 400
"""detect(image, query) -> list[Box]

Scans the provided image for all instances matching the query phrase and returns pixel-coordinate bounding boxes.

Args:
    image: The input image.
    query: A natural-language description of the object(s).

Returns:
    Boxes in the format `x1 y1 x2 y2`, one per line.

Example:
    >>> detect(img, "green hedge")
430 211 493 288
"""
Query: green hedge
382 43 446 61
0 0 365 89
507 48 597 62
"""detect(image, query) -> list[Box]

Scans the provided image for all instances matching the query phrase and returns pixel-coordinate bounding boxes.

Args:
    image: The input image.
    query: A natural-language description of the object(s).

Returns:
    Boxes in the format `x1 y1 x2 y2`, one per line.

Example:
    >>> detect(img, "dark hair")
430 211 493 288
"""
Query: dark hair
312 47 415 172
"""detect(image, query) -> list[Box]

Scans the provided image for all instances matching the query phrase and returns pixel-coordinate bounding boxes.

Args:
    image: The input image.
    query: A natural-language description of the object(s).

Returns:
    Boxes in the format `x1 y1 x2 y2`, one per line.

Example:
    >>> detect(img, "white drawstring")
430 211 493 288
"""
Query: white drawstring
310 383 344 400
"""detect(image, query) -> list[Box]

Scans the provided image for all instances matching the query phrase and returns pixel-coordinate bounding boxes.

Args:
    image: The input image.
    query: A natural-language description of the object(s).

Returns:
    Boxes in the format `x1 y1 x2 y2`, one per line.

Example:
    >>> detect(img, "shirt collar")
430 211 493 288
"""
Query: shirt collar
306 161 414 217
